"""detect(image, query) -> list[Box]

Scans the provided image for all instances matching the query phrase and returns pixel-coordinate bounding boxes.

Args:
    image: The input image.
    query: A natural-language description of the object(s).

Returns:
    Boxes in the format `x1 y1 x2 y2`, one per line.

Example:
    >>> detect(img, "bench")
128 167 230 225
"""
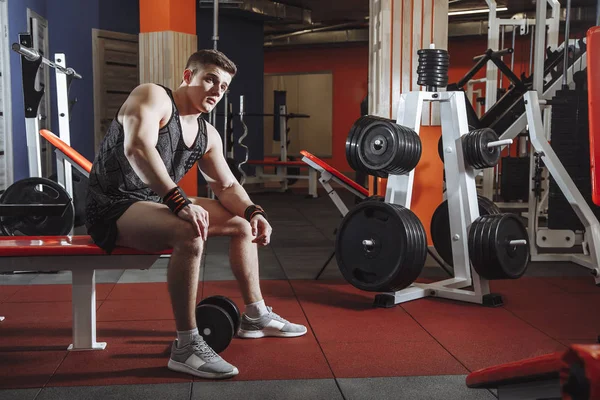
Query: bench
244 159 318 198
299 150 369 279
0 129 170 351
466 344 600 399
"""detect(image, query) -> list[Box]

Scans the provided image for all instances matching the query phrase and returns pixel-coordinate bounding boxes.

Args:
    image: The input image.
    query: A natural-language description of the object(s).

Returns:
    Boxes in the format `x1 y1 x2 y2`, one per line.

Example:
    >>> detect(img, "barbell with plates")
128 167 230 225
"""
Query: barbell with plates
437 128 508 169
468 213 530 280
195 295 241 353
335 200 428 292
430 195 501 267
346 115 422 178
0 177 75 236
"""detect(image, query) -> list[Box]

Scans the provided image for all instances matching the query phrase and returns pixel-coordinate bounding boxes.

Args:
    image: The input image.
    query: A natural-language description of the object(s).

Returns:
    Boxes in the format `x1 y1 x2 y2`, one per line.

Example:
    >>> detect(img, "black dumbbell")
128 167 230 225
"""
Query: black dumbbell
195 295 241 353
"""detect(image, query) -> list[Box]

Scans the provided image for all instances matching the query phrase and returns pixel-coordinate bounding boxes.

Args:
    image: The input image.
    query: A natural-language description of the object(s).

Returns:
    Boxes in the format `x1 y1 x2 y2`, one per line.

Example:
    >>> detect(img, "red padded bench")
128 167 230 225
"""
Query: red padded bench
466 344 600 399
245 159 318 197
0 130 171 351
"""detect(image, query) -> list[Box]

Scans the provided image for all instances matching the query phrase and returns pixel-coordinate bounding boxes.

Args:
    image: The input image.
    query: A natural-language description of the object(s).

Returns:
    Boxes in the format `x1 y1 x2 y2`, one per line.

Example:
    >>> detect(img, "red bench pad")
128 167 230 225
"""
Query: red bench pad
0 236 171 257
40 129 92 173
300 150 369 196
247 160 307 166
466 352 565 389
588 27 600 206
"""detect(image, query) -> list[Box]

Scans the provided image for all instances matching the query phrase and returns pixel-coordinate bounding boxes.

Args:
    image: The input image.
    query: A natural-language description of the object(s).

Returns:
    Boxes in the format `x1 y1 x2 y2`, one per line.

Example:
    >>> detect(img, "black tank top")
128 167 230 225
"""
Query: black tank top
85 84 208 228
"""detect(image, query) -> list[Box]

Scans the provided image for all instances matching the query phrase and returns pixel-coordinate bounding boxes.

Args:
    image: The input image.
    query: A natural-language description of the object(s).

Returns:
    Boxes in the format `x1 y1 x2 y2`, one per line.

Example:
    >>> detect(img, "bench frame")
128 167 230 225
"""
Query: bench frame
0 129 170 351
0 251 160 350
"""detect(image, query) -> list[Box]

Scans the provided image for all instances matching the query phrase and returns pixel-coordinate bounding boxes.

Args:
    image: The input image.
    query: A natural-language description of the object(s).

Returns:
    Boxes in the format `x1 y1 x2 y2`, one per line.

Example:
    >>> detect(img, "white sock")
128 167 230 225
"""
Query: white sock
245 299 268 318
177 327 200 348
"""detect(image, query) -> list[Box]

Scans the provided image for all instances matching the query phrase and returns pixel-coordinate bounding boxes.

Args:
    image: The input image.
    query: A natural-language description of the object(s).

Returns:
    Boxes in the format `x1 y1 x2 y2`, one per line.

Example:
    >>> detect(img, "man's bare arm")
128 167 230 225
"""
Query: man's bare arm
121 84 177 198
197 124 254 217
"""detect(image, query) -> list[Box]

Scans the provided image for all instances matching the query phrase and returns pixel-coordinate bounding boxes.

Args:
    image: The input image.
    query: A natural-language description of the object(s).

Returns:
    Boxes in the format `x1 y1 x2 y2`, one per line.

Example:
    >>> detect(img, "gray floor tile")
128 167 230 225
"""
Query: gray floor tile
0 388 41 400
191 379 343 400
337 376 497 400
0 273 39 285
36 383 192 400
523 261 592 277
117 268 169 283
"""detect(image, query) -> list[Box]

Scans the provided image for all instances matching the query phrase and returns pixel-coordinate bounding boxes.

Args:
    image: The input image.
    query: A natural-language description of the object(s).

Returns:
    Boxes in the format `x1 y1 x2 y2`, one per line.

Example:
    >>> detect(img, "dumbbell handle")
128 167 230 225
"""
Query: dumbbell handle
487 139 513 149
509 240 528 246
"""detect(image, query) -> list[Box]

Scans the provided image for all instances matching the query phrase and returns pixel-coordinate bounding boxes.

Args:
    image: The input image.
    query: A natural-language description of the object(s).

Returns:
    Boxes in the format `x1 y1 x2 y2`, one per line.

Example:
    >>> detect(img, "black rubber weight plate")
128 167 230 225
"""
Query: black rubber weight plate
199 295 241 332
195 304 235 354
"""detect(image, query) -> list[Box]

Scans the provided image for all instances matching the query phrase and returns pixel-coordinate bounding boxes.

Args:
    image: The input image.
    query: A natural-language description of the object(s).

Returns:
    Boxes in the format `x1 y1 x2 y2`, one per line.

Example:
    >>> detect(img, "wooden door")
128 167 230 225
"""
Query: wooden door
92 29 139 154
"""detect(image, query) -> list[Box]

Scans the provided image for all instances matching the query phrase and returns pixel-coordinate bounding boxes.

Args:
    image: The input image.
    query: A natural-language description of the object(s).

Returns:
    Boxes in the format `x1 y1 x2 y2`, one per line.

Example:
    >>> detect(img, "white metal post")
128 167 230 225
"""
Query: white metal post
55 54 73 199
69 269 106 351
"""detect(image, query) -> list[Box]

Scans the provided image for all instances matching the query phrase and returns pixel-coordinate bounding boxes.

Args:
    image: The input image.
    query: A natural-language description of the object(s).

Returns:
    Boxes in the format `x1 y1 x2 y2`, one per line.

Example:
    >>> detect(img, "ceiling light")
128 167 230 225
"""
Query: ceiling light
449 7 508 16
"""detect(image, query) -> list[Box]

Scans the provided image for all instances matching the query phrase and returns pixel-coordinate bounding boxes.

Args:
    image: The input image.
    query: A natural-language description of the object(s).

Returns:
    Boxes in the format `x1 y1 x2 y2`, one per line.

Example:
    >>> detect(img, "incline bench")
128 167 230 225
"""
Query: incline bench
0 129 171 351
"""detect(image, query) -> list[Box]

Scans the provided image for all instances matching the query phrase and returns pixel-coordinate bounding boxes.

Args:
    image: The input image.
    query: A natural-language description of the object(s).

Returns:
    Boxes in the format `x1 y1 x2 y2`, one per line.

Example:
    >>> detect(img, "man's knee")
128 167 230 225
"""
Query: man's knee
172 223 204 255
230 216 253 239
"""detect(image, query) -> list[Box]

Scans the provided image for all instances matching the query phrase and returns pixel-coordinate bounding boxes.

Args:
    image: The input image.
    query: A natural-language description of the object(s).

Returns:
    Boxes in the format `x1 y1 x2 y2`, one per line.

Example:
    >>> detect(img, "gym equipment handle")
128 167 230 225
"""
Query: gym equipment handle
473 48 514 62
12 43 82 79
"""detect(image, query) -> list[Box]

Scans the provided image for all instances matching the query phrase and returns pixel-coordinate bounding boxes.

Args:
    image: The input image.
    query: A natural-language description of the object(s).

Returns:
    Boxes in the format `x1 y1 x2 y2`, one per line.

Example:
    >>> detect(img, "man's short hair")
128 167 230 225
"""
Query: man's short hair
185 49 237 77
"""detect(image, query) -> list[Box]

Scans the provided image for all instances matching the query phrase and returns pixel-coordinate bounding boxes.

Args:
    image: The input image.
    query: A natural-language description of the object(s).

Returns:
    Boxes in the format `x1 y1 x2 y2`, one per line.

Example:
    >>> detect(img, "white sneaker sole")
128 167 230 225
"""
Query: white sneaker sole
237 327 308 339
168 359 239 379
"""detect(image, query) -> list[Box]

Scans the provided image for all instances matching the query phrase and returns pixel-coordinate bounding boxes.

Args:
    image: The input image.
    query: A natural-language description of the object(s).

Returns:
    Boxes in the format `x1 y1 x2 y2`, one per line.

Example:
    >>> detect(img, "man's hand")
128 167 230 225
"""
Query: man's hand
250 215 272 246
177 204 210 241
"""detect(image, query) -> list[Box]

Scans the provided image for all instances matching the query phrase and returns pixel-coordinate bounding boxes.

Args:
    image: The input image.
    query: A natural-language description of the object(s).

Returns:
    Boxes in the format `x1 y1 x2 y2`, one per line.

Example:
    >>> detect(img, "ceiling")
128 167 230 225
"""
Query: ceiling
203 0 598 46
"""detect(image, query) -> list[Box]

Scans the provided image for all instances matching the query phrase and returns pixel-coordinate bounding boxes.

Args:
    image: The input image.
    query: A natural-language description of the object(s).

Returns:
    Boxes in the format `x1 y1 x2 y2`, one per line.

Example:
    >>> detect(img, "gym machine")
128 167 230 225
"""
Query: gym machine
336 47 530 307
0 35 81 238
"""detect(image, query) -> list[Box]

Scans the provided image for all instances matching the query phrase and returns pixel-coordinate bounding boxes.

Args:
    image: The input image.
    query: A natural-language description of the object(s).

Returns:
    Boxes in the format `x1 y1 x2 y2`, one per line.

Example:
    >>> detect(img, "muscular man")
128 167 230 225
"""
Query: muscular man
85 49 307 379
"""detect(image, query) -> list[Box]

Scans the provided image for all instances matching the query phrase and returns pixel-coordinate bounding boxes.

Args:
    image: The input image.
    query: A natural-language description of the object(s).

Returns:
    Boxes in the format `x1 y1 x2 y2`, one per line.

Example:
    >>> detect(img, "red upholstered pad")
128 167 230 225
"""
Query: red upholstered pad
247 160 307 166
0 236 171 257
561 344 600 400
40 129 92 173
588 27 600 206
300 150 369 196
466 351 566 389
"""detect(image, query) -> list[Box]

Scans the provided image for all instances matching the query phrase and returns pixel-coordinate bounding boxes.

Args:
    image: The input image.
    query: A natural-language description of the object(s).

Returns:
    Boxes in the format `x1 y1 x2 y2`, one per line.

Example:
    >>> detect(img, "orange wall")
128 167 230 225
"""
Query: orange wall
264 45 370 173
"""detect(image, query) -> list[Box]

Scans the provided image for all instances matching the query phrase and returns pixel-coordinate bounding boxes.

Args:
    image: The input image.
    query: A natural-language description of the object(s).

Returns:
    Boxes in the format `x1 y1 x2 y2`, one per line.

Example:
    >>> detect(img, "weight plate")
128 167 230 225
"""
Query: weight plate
491 214 530 279
358 122 398 172
469 214 530 280
417 48 449 55
195 304 235 354
199 295 241 332
335 201 426 292
430 196 502 267
463 129 501 169
0 177 75 236
347 116 390 178
384 124 422 175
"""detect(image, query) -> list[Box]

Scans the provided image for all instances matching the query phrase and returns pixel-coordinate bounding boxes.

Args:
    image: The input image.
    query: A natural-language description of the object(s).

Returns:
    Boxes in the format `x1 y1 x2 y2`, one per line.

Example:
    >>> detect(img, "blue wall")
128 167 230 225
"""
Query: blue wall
196 8 265 165
46 0 100 165
99 0 139 34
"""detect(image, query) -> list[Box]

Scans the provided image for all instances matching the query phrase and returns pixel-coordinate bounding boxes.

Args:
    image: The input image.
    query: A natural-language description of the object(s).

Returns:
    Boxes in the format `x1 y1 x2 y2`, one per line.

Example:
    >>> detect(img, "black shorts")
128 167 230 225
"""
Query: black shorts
87 200 138 254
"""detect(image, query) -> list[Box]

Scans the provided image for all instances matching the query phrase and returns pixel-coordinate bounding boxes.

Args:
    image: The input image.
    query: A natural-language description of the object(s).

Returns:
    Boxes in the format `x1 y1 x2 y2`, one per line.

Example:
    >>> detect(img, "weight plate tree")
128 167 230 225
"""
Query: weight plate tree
0 177 75 236
468 213 530 280
336 201 428 292
430 195 501 267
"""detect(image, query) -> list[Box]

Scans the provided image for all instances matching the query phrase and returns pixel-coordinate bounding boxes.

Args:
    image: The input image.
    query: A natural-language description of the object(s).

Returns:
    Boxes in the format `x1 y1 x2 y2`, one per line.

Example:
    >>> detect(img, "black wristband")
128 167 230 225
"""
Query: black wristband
163 186 192 215
244 205 267 222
